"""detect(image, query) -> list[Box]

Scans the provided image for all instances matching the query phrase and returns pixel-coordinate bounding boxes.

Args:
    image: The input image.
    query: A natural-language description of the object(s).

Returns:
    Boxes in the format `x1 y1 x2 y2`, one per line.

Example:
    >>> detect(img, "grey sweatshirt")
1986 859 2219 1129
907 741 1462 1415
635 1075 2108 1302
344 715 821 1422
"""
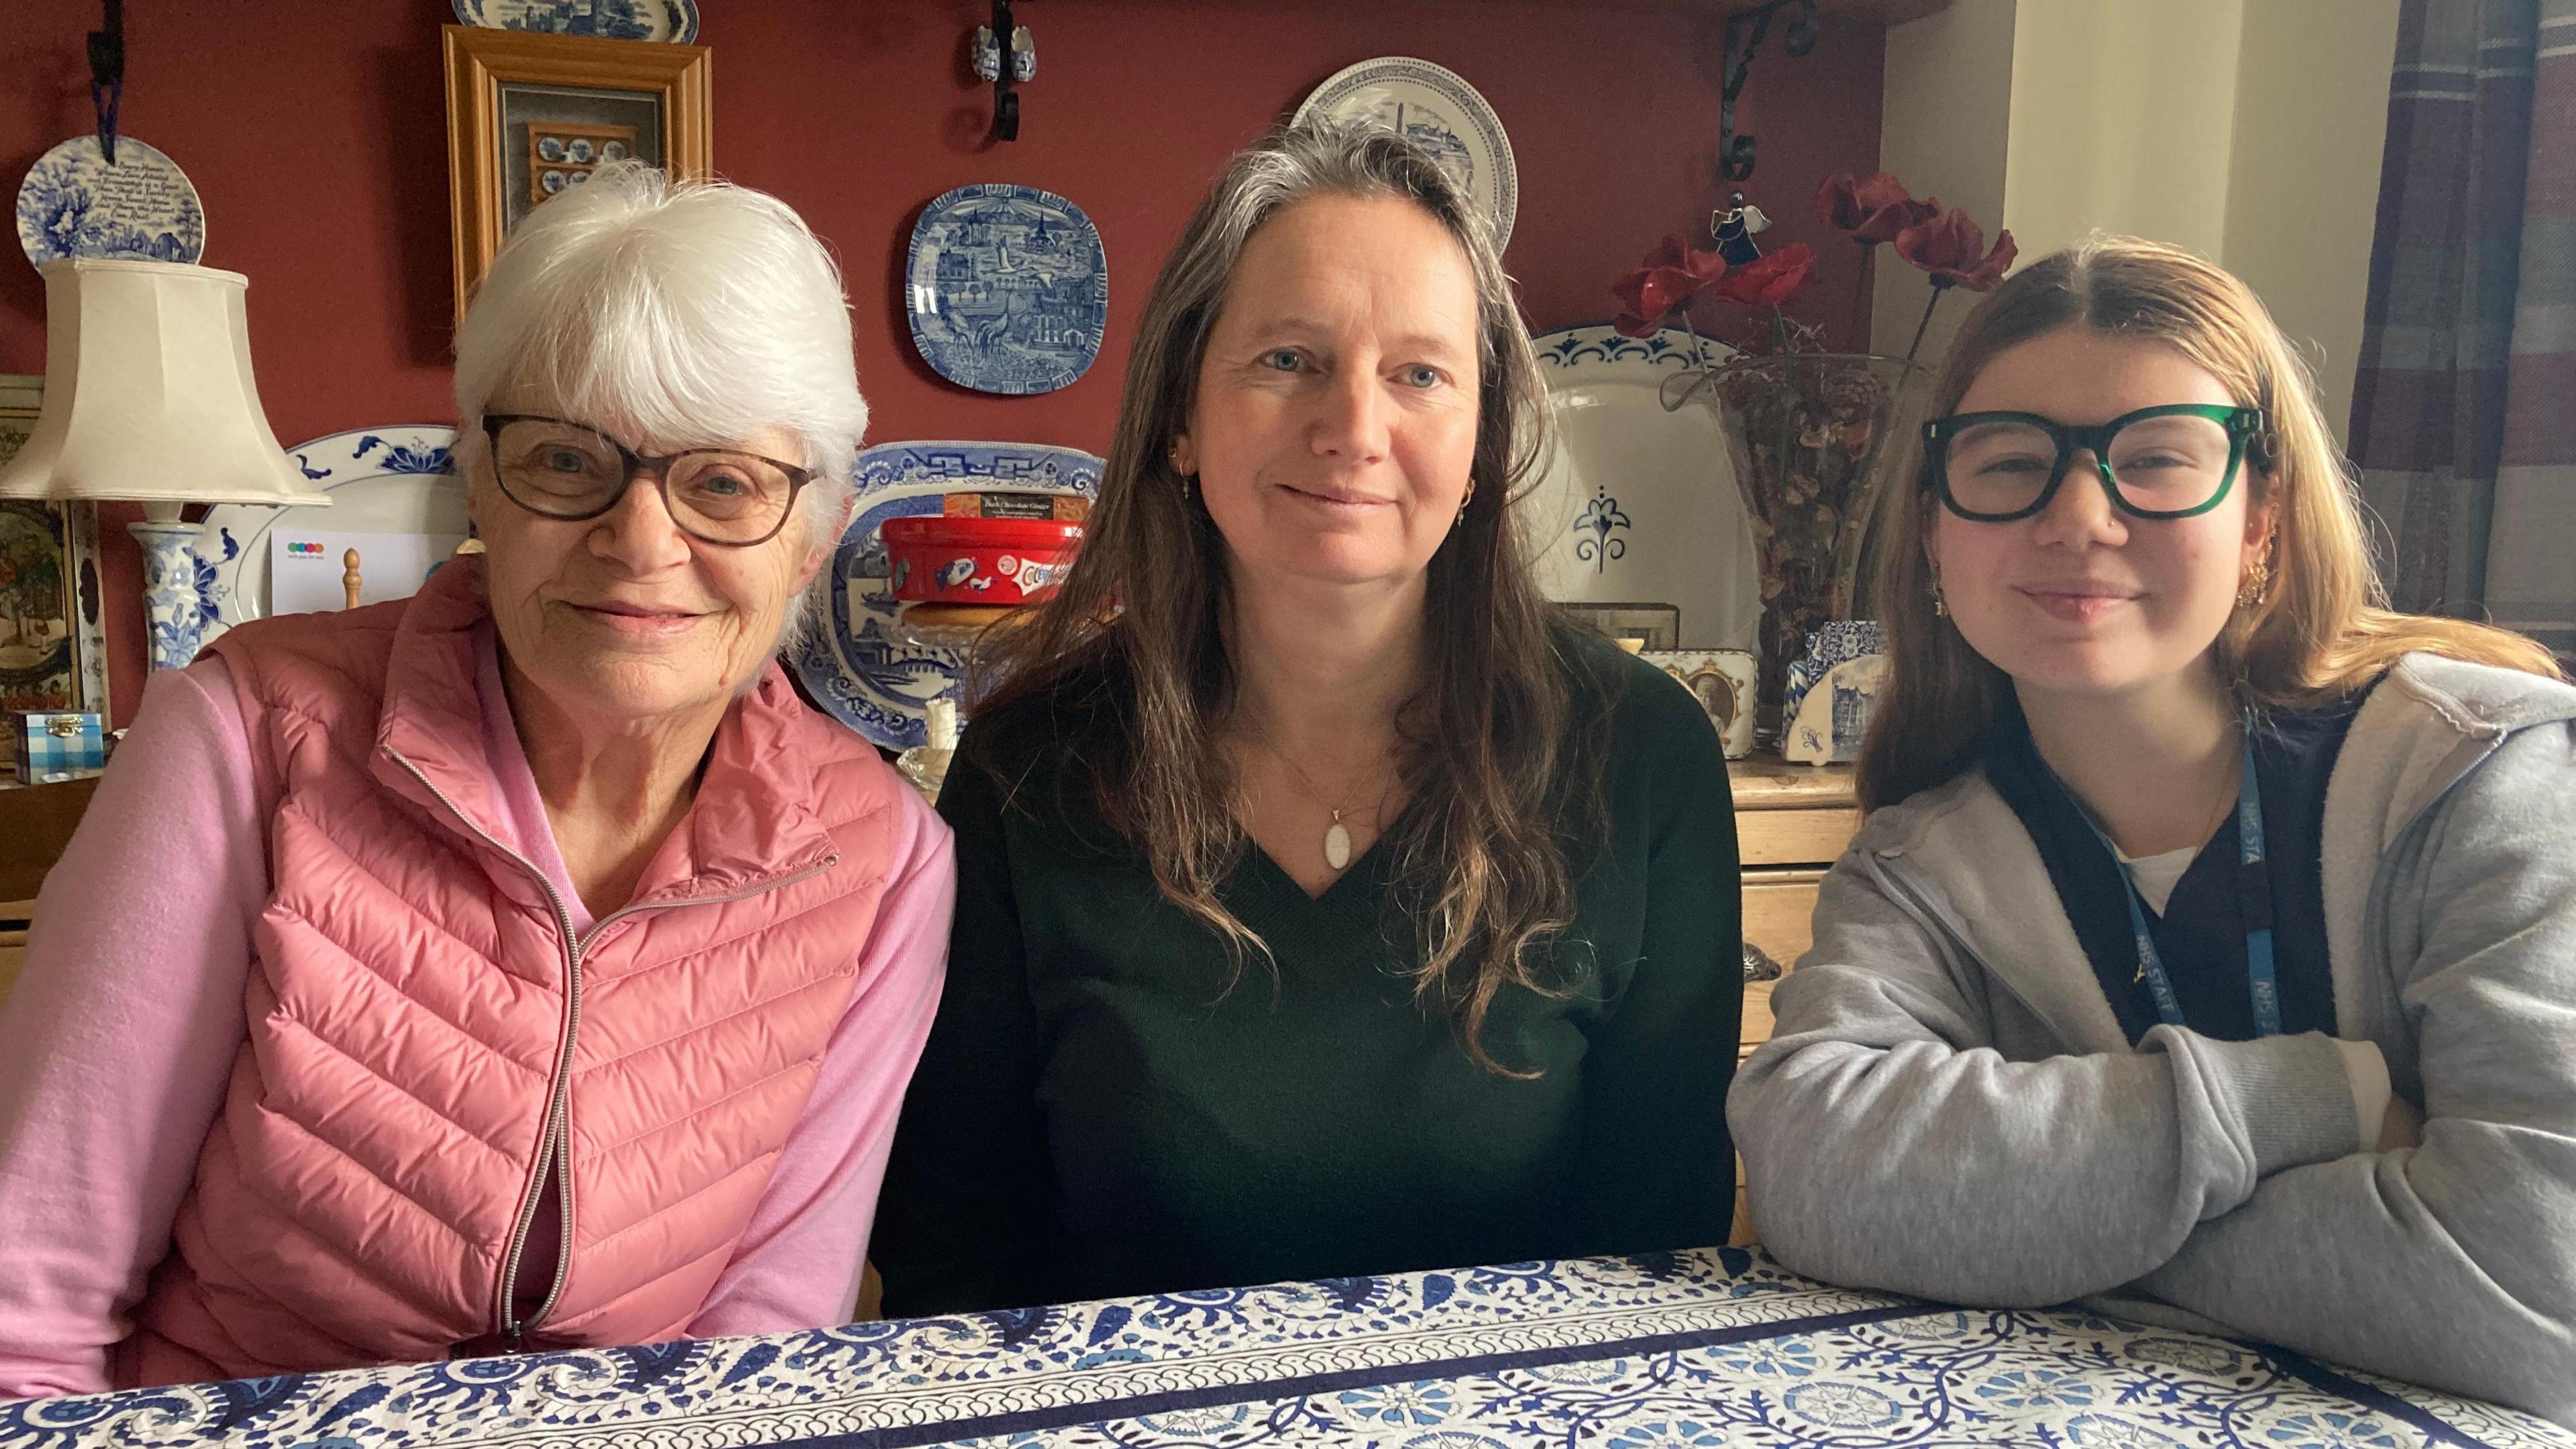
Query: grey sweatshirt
1728 653 2576 1425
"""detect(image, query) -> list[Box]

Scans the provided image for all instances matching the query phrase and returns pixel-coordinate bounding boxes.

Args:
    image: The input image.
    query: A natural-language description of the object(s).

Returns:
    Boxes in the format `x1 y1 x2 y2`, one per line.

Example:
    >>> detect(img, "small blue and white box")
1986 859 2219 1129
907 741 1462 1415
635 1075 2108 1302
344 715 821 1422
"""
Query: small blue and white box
10 711 105 783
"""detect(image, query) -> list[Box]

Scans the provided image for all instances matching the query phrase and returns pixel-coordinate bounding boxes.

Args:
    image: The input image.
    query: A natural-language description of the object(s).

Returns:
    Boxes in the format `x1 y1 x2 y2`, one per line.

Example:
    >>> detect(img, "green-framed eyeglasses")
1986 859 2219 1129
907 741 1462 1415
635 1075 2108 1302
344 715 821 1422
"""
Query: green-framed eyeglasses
1922 402 2269 523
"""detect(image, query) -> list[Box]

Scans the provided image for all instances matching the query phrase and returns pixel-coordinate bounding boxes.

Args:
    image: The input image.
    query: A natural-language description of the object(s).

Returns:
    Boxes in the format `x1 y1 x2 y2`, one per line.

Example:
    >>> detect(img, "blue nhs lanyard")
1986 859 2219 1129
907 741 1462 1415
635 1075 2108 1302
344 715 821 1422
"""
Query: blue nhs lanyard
2070 732 2282 1038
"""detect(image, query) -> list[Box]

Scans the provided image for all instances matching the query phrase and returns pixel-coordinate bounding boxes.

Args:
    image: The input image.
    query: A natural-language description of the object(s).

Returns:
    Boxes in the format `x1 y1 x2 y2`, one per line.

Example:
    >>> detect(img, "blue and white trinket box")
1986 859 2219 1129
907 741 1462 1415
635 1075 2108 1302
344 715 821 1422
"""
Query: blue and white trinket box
10 711 105 783
1781 620 1888 766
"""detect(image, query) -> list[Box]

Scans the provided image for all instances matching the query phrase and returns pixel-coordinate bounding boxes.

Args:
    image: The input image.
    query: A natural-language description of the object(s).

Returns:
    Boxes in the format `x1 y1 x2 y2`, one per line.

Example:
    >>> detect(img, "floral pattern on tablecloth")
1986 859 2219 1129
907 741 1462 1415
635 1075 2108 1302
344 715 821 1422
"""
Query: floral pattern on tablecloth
3 1248 2567 1449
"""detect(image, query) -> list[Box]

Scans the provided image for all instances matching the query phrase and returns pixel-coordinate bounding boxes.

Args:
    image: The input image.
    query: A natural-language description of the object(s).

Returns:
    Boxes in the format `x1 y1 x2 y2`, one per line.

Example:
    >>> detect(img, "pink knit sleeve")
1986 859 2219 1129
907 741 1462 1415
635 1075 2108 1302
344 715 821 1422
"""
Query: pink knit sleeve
684 782 955 1338
0 659 269 1399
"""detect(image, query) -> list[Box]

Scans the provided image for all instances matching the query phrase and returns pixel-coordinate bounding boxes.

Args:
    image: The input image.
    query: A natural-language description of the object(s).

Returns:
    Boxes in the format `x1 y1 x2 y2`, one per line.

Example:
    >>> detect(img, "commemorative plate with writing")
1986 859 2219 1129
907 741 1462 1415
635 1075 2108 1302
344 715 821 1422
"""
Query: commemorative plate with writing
15 136 206 270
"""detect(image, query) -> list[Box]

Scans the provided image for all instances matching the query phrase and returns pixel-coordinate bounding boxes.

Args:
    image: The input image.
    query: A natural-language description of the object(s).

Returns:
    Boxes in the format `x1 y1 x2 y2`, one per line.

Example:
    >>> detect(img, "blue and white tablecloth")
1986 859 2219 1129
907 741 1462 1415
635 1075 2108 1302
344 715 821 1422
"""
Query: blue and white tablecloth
6 1248 2568 1448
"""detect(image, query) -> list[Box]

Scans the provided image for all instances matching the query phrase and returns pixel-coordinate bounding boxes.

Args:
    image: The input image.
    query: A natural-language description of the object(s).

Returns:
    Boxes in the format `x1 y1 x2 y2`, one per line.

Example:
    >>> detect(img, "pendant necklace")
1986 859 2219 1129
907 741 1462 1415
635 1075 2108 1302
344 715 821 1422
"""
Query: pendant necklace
1252 729 1366 871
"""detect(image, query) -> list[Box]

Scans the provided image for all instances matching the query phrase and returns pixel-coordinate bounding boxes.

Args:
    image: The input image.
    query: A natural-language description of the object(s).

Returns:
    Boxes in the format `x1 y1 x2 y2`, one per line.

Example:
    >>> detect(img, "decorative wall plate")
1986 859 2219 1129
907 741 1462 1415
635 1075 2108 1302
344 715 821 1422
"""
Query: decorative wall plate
450 0 701 43
905 184 1108 396
1526 324 1761 652
15 136 206 269
790 440 1104 750
195 427 465 640
1294 56 1517 251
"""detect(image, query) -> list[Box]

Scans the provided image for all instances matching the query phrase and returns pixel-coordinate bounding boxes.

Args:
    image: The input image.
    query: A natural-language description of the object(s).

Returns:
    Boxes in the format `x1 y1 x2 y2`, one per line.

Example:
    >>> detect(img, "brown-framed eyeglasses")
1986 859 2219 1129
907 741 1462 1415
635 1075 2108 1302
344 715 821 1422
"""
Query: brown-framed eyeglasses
482 413 816 547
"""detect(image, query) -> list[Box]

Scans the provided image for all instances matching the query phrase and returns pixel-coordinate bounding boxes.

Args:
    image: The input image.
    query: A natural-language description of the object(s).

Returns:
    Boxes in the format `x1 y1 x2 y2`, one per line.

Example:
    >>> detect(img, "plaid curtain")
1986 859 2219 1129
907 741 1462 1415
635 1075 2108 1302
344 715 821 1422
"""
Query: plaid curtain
2349 0 2576 660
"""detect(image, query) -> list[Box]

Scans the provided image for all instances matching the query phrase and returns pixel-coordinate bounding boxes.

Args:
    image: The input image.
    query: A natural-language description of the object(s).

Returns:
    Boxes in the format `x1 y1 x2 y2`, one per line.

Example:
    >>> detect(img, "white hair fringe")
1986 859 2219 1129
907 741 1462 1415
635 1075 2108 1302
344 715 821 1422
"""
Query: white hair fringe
453 162 867 660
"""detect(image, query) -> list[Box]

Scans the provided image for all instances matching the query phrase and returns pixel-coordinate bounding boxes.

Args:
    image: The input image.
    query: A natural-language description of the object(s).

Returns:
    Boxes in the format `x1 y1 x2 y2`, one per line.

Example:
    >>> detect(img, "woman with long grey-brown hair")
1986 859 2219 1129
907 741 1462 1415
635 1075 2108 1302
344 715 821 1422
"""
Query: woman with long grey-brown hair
869 122 1743 1314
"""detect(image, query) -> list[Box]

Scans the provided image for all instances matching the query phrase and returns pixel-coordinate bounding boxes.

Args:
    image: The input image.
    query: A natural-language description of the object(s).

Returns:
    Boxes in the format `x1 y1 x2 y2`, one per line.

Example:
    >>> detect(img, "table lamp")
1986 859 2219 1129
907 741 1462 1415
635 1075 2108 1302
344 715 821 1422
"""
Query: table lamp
0 257 326 670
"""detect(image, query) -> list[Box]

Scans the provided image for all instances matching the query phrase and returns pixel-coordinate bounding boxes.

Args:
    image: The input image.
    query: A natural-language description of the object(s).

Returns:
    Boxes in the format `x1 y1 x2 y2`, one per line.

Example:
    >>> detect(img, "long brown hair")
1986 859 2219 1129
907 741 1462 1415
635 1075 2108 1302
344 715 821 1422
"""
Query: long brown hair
1860 234 2561 812
965 122 1607 1073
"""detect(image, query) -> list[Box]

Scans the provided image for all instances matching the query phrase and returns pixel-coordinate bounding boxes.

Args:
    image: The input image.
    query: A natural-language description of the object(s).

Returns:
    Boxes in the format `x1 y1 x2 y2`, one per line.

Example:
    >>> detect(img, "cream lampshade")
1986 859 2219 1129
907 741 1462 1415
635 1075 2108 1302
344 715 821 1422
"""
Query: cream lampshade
0 258 327 668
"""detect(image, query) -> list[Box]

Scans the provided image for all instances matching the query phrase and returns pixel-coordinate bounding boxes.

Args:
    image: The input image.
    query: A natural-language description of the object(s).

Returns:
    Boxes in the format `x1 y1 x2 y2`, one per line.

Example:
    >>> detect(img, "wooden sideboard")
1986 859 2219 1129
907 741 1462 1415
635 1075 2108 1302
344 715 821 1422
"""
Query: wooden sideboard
1727 756 1861 1246
1730 755 1860 1059
0 774 102 1007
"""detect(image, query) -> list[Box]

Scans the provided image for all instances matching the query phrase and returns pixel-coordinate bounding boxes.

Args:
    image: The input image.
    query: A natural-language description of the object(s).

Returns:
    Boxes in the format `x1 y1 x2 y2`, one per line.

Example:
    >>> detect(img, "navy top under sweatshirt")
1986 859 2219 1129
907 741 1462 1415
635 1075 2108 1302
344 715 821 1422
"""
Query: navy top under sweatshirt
1982 692 2364 1044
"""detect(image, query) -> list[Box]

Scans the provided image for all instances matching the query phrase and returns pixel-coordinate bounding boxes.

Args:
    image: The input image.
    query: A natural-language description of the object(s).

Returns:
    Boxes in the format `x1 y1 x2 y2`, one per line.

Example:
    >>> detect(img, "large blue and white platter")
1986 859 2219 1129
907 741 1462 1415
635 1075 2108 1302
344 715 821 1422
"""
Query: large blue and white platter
792 439 1103 751
1295 56 1517 252
1527 324 1761 651
194 427 465 641
905 184 1108 396
450 0 701 42
15 136 206 269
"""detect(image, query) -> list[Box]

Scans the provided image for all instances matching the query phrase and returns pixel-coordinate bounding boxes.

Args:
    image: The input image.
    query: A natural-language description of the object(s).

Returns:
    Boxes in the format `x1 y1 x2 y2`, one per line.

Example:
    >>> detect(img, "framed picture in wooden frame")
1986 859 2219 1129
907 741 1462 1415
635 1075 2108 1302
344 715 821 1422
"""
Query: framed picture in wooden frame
1561 601 1681 654
0 373 109 718
443 25 711 319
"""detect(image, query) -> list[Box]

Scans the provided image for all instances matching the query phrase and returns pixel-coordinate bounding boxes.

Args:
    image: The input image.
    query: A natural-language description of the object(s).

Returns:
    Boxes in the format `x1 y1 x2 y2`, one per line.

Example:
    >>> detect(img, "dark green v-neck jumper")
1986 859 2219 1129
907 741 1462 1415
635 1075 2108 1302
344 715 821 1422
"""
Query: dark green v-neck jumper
871 639 1743 1316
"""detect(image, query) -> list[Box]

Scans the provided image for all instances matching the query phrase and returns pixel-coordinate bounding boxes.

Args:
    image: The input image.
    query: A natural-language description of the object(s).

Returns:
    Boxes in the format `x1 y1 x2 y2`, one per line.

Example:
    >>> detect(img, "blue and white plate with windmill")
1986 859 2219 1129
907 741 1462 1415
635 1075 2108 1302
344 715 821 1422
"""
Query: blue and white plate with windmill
1525 324 1760 651
905 184 1108 396
195 427 467 641
451 0 700 43
791 439 1103 751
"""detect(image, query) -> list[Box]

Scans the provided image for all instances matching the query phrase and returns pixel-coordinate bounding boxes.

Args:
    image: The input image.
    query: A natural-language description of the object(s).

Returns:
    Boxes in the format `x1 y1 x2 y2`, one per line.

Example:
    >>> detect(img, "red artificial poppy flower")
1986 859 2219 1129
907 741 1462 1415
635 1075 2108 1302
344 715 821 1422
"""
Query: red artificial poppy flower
1611 233 1729 336
1709 242 1815 308
1893 208 2019 290
1815 172 1941 244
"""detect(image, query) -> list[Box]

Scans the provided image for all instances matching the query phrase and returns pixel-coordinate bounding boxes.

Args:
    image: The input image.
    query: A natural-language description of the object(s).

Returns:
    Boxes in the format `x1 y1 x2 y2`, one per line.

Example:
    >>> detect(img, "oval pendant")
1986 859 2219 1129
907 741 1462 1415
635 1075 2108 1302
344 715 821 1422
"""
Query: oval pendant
1324 820 1352 871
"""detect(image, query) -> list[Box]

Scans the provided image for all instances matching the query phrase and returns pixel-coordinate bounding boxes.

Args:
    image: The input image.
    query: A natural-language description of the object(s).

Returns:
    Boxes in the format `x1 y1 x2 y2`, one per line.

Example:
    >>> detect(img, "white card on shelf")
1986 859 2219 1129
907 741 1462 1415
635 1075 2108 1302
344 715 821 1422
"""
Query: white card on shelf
268 529 466 616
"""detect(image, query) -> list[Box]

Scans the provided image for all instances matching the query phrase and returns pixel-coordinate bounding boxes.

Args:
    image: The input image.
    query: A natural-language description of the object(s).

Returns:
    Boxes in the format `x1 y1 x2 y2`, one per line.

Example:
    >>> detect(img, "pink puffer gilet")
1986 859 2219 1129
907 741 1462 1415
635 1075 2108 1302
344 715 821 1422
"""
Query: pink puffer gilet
115 557 904 1384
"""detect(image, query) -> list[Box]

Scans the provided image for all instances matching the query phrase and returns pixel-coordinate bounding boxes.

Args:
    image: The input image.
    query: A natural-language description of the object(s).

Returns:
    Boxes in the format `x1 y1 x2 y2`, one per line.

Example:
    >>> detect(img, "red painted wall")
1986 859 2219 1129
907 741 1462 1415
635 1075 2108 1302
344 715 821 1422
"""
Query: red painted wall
2 0 1884 725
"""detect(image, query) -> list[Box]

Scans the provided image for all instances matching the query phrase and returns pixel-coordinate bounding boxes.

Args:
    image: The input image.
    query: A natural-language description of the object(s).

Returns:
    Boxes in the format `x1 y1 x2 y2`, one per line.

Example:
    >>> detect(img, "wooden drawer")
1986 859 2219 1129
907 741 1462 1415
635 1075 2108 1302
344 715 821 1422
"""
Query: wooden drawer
0 775 101 902
1741 978 1776 1055
1743 869 1824 971
1740 872 1821 1059
1737 806 1862 867
1 904 26 1012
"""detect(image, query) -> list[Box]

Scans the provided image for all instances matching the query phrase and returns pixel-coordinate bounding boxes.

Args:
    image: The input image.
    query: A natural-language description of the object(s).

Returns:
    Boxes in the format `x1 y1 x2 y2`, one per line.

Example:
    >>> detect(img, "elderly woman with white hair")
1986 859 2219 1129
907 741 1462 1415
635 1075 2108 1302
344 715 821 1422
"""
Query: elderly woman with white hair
0 164 952 1393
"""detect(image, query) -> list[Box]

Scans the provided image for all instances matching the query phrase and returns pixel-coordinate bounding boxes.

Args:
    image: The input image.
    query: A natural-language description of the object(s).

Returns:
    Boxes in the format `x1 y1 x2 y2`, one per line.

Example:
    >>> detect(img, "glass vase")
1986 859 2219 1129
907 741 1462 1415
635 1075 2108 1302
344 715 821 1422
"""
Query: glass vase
1704 352 1930 734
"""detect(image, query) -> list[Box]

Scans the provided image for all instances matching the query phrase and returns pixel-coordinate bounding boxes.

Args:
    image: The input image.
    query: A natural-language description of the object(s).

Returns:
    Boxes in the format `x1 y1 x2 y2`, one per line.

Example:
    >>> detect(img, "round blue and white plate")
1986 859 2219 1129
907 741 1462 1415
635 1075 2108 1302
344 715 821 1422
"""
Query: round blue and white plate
451 0 700 43
15 136 206 270
1294 56 1517 252
791 439 1103 751
194 427 466 640
905 184 1108 396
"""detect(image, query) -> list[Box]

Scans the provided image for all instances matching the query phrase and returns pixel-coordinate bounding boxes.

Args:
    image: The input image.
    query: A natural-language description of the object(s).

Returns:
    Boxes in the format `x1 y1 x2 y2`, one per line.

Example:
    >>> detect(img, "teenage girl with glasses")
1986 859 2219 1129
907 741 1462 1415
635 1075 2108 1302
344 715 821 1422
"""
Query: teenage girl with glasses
1728 235 2576 1424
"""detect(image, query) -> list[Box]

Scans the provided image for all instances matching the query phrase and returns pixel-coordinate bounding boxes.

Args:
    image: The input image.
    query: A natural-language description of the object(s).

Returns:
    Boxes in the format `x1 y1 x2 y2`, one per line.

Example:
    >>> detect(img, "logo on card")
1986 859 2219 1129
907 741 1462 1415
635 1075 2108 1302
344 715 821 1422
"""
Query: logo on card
284 541 327 557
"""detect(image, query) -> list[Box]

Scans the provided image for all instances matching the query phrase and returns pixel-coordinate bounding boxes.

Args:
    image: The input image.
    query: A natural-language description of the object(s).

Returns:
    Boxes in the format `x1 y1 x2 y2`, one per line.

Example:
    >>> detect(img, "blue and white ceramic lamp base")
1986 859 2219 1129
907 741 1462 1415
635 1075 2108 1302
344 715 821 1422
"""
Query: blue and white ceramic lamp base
130 513 211 672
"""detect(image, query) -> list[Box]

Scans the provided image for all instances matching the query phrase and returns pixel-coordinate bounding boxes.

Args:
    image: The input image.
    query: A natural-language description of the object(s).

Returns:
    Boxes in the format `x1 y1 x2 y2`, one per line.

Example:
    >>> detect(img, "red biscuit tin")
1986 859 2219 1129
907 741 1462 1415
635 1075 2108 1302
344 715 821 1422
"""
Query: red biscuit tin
882 515 1083 604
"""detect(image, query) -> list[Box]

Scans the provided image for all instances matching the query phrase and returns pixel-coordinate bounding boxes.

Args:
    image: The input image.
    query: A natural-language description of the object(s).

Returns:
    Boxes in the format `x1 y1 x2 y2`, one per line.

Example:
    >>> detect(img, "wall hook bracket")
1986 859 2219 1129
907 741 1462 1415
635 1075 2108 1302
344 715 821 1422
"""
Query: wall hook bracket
974 0 1033 142
88 0 125 164
1717 0 1819 182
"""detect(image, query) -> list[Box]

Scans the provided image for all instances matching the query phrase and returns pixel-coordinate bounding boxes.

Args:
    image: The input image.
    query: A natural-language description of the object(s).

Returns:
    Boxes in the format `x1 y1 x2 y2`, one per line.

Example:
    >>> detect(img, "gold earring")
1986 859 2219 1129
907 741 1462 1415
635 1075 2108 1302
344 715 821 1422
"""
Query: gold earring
2237 555 2271 610
1454 480 1477 529
1930 572 1949 616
